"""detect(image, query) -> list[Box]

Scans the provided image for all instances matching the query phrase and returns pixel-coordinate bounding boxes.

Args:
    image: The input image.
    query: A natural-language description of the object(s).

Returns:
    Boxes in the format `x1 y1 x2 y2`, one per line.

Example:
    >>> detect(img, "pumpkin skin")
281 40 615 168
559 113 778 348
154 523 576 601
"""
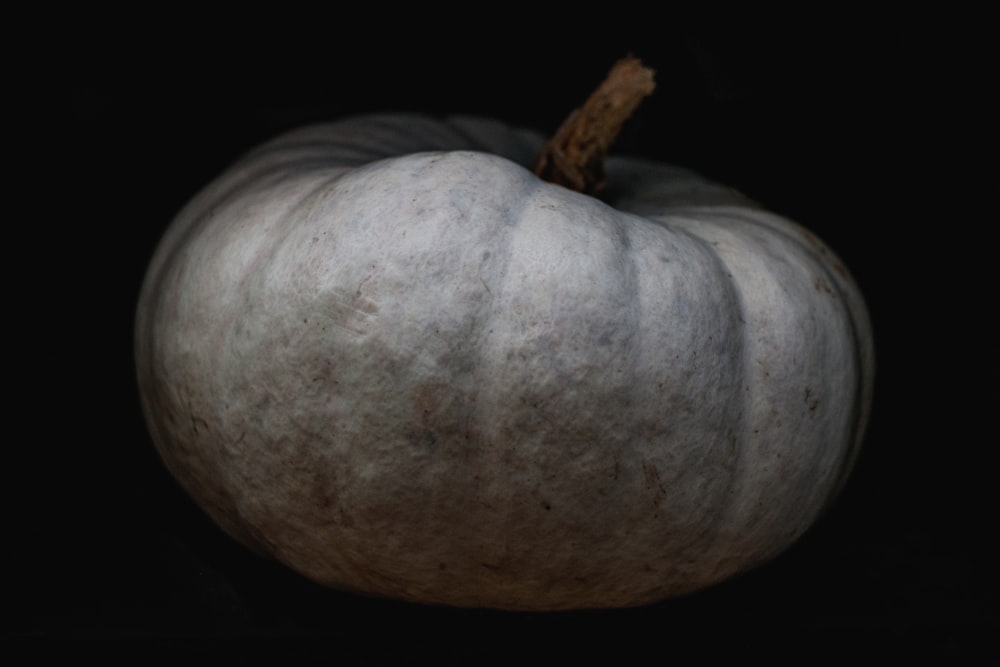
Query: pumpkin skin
135 113 874 610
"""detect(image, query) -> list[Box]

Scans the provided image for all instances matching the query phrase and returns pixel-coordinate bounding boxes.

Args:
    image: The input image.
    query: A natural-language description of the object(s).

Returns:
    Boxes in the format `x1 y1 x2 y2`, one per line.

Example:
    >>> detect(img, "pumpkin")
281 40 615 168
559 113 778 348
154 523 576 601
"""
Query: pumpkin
135 90 874 610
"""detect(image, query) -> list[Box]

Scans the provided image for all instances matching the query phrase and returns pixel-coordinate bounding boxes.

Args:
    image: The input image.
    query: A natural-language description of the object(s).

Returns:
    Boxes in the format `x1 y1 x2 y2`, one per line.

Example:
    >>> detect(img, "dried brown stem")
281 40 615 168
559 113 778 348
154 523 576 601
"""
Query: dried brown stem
533 56 656 195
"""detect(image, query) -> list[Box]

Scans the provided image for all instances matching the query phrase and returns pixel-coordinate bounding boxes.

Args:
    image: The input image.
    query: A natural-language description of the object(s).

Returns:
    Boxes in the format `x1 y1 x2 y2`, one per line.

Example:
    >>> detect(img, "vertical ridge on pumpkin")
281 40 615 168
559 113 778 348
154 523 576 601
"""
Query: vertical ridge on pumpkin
666 207 864 571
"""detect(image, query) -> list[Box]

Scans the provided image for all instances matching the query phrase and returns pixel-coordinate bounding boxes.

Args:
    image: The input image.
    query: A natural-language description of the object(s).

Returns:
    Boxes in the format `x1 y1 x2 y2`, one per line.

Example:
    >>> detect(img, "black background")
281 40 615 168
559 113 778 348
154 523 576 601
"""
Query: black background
15 11 996 659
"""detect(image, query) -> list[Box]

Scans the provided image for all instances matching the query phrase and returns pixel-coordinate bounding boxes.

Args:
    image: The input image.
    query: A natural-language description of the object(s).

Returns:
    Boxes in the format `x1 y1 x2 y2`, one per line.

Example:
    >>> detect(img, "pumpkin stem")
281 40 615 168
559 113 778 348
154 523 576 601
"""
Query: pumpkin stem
533 56 656 195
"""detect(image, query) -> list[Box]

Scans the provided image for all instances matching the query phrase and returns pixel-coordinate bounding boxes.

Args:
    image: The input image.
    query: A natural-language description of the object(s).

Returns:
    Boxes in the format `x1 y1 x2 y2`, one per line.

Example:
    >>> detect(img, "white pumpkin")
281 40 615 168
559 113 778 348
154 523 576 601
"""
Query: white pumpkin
135 112 874 610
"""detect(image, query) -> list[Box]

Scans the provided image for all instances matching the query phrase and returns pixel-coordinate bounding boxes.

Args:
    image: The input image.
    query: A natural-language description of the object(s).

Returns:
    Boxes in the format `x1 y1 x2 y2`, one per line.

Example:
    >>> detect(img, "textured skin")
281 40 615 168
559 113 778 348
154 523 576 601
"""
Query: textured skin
135 114 874 610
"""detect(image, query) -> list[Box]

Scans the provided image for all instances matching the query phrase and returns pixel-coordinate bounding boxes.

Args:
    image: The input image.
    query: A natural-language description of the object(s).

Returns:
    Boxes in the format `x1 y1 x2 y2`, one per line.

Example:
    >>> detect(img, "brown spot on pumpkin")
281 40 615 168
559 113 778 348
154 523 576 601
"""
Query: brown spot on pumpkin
408 430 439 450
814 276 834 295
190 415 208 435
804 387 819 411
643 461 667 504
